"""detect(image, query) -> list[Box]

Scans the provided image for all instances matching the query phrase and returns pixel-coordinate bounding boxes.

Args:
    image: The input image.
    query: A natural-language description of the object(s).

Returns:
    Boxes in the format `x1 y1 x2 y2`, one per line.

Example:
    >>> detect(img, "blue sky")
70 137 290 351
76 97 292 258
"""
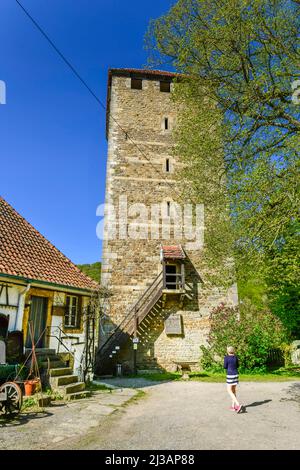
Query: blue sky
0 0 174 264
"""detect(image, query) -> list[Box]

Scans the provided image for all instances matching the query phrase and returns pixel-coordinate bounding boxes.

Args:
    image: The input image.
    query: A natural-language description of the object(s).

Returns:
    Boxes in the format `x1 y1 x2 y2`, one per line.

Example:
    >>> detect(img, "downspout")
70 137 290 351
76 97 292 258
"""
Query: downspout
14 283 31 330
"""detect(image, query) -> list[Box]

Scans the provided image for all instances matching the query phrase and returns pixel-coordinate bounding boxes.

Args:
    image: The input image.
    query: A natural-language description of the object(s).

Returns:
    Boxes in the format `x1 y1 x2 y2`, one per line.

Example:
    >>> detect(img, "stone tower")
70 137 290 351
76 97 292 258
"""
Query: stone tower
97 69 237 374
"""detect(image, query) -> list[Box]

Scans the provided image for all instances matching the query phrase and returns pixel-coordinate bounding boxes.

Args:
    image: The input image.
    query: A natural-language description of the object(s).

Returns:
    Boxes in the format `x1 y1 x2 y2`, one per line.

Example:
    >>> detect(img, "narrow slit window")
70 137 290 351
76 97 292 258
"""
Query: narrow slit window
160 81 171 93
131 78 142 90
166 158 170 172
167 201 171 216
164 118 169 130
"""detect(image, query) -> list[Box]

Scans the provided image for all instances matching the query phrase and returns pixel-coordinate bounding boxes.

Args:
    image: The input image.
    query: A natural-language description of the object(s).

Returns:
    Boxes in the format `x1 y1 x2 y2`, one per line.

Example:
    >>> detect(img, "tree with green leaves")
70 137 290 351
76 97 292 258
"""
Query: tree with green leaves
77 262 101 283
146 0 300 335
200 301 288 370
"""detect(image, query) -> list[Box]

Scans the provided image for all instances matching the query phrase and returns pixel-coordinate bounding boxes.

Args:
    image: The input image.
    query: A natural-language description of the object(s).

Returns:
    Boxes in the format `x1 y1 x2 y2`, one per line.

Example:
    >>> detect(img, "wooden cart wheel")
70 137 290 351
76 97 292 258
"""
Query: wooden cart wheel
0 382 23 415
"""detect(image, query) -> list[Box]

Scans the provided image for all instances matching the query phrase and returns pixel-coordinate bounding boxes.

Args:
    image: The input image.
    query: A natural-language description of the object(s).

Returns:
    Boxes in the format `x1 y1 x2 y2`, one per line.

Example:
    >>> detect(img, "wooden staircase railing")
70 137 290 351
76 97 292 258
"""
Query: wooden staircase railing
97 271 163 363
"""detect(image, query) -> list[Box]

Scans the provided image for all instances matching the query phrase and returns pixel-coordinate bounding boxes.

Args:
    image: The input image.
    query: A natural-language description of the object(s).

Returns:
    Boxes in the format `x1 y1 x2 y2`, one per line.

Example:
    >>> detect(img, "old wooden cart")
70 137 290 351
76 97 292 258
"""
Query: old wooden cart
0 331 23 418
0 364 23 415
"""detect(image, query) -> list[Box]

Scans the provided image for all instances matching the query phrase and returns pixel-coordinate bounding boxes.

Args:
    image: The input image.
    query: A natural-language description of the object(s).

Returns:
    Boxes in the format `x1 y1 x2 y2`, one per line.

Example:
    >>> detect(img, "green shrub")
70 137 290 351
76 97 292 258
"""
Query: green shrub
200 300 288 371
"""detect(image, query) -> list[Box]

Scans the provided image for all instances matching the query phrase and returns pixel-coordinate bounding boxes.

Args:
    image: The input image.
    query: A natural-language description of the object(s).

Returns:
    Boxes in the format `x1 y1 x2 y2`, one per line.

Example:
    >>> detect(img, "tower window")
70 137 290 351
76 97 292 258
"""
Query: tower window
164 118 169 130
160 81 171 93
167 201 171 216
166 158 170 173
131 78 142 90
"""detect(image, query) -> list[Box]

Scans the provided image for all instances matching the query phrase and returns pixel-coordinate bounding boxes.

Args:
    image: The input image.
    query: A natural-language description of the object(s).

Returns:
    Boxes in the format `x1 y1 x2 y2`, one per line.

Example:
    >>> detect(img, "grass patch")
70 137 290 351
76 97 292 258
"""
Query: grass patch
189 369 300 382
22 396 39 411
133 368 300 383
122 389 146 407
86 382 112 392
46 389 64 401
136 372 182 382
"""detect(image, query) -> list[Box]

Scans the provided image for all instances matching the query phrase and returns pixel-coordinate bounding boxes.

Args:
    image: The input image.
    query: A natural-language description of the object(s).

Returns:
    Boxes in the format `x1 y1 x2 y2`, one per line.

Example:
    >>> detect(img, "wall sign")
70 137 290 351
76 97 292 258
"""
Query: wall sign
165 314 183 335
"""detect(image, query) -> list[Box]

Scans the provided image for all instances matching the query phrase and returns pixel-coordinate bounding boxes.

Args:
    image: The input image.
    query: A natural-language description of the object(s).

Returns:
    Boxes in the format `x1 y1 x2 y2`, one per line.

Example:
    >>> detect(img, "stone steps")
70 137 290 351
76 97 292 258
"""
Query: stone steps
40 360 67 369
25 348 56 356
65 390 91 401
25 348 68 370
26 348 90 401
49 367 73 377
49 365 87 399
54 381 85 395
50 374 79 387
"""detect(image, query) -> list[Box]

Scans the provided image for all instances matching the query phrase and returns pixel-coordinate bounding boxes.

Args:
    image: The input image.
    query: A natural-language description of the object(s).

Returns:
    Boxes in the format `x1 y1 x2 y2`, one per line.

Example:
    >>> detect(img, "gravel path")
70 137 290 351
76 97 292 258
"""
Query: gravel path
57 380 300 450
0 388 137 450
1 380 299 450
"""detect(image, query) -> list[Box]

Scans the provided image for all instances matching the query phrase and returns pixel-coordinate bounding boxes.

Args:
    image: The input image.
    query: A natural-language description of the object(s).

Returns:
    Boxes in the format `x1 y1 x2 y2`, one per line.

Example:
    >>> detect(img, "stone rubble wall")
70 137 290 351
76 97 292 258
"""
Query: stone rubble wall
101 73 237 371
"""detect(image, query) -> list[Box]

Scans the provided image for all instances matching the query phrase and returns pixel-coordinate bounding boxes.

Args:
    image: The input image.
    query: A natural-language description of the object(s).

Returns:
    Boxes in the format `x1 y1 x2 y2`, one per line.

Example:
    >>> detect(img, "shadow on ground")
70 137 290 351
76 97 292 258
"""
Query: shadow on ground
0 410 53 427
245 399 272 408
94 377 172 389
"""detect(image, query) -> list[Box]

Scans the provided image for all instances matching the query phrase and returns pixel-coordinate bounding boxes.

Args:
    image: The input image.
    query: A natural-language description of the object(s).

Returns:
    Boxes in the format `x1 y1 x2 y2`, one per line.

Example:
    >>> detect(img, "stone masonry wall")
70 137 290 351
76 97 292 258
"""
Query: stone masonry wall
101 71 238 372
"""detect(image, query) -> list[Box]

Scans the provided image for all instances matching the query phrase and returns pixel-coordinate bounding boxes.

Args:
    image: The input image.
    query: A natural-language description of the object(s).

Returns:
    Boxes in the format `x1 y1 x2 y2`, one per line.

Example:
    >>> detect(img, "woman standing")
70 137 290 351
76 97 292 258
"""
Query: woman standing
224 346 243 413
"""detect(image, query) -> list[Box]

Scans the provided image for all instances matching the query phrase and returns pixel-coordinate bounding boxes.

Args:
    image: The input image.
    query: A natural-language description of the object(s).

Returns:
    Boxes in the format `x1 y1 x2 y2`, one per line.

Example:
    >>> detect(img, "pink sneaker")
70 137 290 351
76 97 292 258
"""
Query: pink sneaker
230 406 236 411
236 404 243 413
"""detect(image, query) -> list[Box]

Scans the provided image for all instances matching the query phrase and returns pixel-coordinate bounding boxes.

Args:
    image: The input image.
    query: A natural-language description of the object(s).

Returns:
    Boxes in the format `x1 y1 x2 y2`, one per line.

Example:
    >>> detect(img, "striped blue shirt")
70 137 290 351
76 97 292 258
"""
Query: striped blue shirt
224 355 239 375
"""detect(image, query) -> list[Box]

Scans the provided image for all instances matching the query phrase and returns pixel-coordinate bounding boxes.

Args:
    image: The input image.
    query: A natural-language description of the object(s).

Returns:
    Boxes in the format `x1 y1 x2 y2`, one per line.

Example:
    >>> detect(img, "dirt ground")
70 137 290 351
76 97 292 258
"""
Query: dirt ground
1 380 300 450
0 387 137 450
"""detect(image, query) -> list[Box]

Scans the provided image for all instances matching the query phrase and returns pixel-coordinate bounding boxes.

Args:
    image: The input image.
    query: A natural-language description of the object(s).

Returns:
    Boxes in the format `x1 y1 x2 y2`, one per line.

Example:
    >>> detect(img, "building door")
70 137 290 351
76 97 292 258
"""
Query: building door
0 314 9 339
165 264 178 290
25 296 48 348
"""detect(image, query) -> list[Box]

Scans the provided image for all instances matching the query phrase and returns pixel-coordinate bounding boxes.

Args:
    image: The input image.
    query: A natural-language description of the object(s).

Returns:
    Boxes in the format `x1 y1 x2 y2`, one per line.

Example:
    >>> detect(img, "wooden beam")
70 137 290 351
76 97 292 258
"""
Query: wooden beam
181 263 185 290
162 260 166 289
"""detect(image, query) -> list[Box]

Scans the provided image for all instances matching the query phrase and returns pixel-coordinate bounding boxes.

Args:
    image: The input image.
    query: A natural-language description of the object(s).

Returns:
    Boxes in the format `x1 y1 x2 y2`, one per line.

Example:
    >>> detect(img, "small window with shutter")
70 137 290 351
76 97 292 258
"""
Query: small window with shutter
131 78 143 90
160 81 171 93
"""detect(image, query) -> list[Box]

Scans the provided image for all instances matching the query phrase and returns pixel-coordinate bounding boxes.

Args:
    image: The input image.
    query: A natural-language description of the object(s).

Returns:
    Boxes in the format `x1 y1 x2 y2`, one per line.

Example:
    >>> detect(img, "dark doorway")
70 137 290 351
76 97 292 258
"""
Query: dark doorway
25 296 48 348
165 265 177 290
7 331 24 364
0 315 9 339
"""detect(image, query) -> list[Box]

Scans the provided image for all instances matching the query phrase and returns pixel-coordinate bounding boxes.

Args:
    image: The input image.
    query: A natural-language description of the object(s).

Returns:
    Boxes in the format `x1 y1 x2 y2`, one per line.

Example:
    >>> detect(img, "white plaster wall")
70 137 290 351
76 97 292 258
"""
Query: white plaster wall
48 315 63 351
0 283 26 332
0 283 93 375
49 296 90 375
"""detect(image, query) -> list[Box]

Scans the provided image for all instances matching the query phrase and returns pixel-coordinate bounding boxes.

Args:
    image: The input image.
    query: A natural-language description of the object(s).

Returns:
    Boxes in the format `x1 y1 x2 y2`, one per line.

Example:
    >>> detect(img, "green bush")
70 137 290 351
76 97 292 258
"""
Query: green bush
200 300 288 371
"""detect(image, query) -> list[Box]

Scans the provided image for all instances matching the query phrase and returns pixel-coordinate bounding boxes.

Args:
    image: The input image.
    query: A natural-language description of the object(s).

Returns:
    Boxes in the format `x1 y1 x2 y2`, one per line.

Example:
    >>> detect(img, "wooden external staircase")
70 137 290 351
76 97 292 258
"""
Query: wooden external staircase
96 271 164 375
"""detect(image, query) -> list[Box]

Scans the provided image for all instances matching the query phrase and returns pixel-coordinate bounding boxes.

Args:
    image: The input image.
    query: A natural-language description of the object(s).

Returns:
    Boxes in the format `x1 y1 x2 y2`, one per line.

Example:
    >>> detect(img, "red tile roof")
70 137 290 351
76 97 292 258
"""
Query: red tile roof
0 197 99 291
161 245 186 260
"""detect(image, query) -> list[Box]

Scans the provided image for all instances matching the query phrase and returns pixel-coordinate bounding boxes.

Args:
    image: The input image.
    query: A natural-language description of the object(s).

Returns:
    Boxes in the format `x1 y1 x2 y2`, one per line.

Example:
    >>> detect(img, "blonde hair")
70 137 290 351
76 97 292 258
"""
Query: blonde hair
227 346 235 354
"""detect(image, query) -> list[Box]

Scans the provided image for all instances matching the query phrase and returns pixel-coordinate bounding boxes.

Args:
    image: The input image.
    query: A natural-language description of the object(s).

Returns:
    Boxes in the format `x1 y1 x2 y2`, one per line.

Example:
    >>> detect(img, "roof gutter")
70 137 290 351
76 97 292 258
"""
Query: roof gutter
0 273 95 295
